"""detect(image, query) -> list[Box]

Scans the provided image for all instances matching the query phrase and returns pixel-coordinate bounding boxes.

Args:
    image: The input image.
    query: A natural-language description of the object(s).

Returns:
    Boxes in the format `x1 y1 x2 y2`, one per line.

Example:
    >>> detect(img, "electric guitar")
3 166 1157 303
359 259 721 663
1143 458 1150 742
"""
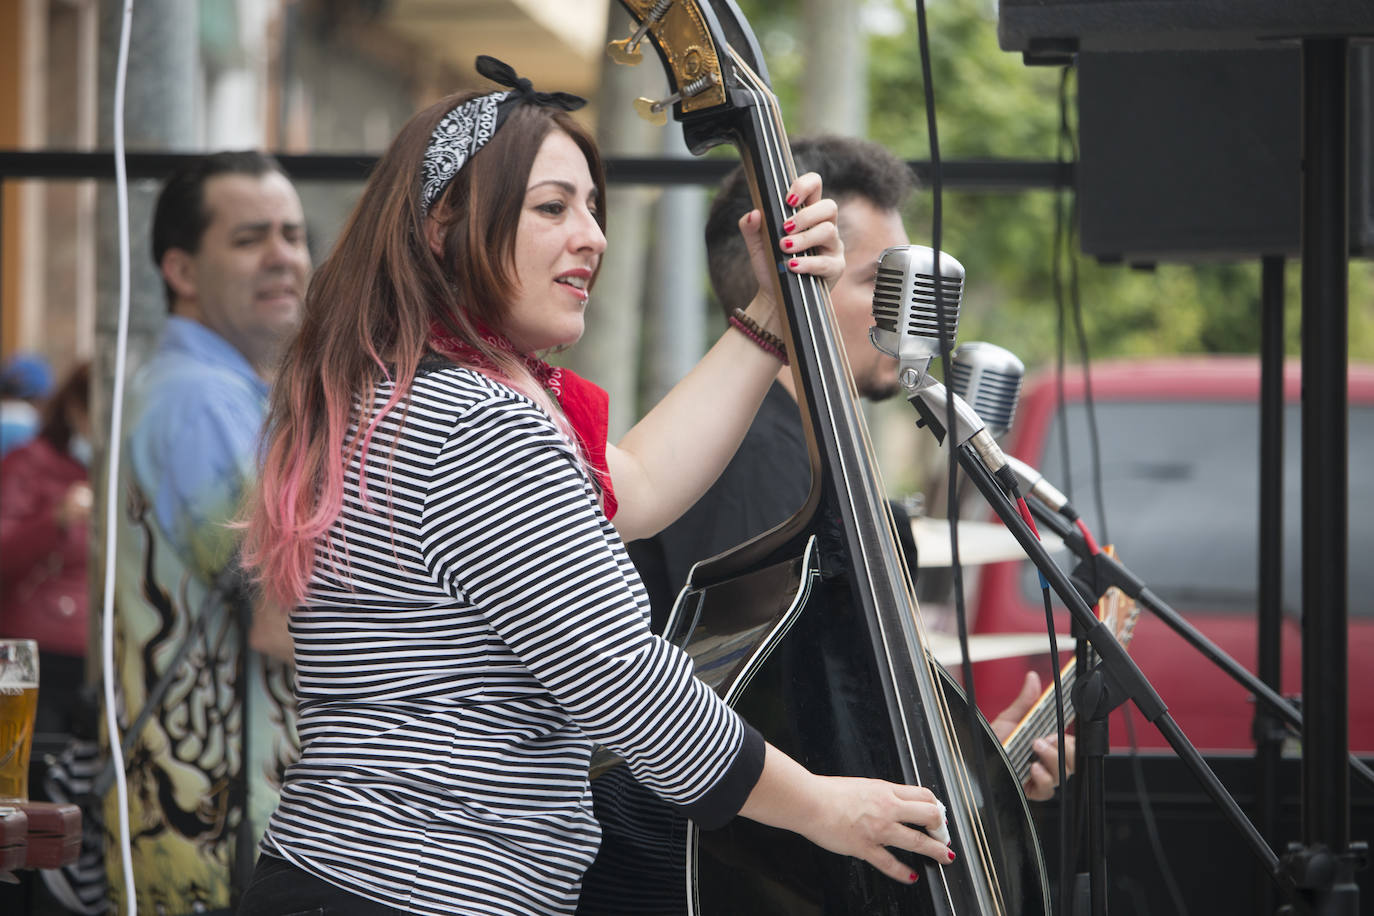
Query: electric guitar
999 546 1141 785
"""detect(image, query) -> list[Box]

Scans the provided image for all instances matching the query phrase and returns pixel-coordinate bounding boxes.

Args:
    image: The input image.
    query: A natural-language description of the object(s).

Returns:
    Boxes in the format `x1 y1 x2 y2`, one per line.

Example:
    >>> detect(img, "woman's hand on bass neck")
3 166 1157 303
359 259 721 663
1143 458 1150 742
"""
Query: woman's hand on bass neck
738 171 843 336
604 172 842 541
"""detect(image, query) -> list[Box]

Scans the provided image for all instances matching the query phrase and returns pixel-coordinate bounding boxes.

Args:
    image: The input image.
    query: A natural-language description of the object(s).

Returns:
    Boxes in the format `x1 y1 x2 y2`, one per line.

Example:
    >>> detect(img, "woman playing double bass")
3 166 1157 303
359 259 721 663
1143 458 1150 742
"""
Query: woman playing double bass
235 57 955 916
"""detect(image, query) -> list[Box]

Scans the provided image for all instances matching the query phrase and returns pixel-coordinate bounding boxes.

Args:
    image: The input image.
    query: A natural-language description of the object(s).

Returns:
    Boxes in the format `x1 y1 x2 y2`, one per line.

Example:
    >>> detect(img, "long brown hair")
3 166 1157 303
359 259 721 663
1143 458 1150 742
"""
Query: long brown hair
244 90 606 607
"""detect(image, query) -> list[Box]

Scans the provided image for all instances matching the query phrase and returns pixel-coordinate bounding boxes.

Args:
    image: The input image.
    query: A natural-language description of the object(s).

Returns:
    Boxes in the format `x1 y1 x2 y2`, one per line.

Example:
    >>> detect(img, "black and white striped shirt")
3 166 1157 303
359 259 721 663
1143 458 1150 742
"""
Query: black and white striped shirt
262 364 764 915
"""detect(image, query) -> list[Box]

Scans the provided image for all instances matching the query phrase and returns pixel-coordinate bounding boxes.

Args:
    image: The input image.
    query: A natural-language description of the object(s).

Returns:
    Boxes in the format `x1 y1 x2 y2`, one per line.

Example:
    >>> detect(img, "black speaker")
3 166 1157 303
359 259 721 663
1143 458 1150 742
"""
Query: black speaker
997 1 1374 61
1076 47 1374 263
1355 47 1374 256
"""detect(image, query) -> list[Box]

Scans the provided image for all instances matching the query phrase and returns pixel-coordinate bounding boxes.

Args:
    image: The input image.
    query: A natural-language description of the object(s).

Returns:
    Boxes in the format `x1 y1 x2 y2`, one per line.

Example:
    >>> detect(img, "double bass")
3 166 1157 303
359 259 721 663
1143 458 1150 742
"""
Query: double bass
590 3 1052 913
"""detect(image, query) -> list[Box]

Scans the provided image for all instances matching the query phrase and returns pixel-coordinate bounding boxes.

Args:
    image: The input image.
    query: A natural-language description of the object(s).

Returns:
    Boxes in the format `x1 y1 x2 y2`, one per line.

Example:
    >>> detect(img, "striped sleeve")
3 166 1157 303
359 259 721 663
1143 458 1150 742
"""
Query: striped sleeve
418 390 762 825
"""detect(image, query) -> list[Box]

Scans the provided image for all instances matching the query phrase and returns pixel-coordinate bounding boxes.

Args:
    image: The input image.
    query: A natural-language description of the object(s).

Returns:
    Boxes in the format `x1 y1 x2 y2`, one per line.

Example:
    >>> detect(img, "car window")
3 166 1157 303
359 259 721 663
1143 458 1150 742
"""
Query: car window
1019 401 1374 618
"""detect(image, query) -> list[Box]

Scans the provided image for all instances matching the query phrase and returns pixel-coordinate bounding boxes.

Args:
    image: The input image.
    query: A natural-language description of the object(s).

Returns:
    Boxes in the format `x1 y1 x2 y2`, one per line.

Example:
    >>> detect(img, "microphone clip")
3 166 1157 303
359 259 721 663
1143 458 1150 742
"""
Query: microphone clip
904 375 950 447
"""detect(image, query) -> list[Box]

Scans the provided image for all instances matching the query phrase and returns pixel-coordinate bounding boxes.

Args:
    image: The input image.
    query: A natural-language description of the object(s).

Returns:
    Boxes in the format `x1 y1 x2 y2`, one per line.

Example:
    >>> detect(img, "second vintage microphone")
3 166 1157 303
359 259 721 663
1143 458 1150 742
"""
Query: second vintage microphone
949 342 1081 518
949 341 1025 440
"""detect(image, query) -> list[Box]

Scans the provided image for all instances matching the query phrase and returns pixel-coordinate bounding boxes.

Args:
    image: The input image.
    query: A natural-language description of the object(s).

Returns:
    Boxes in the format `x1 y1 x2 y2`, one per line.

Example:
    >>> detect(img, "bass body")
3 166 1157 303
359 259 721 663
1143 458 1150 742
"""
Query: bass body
583 535 1050 915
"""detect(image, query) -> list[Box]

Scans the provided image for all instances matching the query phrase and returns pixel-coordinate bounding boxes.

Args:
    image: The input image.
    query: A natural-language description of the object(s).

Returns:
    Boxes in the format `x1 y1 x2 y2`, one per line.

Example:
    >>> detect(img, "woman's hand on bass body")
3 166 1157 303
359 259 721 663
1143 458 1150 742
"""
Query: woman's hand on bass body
798 774 955 884
740 743 954 885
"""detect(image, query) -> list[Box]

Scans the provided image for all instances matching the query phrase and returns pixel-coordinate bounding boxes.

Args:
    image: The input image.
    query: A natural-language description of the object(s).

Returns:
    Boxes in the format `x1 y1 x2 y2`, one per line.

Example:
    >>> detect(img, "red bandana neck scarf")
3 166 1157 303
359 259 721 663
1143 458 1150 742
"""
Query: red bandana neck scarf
428 319 617 519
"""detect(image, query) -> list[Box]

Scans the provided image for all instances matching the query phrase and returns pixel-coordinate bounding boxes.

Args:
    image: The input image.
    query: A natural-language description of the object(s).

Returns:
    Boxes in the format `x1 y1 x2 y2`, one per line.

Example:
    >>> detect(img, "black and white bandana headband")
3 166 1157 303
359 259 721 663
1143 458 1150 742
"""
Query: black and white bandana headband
419 55 587 216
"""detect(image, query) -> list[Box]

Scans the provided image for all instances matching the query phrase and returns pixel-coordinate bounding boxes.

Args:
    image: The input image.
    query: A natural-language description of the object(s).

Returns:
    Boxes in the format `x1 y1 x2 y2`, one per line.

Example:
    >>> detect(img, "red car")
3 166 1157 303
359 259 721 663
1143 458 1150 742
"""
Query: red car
967 356 1374 755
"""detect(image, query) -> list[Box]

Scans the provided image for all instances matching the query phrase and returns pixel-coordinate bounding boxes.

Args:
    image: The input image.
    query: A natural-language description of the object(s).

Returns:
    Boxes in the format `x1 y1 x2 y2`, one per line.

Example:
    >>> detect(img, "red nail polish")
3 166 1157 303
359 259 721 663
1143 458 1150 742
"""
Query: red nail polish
909 871 920 883
782 219 796 233
786 193 799 207
788 258 800 269
782 238 794 250
947 849 957 863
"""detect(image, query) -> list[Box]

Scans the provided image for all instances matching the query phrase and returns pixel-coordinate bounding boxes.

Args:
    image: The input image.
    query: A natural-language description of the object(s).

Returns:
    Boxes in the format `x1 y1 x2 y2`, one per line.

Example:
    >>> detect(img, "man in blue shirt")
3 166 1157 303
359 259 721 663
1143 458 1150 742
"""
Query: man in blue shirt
104 151 310 915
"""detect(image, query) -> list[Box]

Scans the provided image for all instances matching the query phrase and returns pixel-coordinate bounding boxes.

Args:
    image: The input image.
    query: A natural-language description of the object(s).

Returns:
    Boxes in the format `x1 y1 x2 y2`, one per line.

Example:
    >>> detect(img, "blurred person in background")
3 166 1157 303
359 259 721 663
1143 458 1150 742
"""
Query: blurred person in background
0 351 56 457
0 360 93 734
0 359 98 916
102 150 310 915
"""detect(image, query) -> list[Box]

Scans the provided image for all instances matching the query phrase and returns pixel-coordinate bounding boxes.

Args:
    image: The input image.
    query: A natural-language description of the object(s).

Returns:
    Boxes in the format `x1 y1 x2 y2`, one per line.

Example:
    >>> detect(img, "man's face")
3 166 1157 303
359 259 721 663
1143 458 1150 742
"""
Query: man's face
168 171 310 372
831 195 908 401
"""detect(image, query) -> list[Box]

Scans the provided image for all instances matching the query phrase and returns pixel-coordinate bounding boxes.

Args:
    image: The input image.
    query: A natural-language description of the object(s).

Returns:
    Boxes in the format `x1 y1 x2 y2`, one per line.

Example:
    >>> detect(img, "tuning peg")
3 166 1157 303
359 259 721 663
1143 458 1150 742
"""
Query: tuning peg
608 0 674 65
632 97 670 126
632 73 719 126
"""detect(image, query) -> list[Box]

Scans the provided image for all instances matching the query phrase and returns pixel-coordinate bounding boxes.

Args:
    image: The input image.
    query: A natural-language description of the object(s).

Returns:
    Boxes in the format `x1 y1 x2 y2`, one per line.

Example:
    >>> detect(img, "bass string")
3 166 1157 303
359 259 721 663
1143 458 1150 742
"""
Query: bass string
913 562 1009 914
852 416 1008 903
732 56 932 774
854 491 1009 913
847 362 1008 903
732 51 1006 913
730 62 936 783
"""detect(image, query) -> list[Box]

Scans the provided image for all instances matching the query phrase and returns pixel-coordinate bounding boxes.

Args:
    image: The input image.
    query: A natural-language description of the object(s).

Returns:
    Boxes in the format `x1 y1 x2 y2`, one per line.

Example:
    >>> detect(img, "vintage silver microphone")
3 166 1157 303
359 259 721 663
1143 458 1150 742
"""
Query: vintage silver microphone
869 245 965 390
950 341 1078 517
949 342 1025 440
868 249 1013 484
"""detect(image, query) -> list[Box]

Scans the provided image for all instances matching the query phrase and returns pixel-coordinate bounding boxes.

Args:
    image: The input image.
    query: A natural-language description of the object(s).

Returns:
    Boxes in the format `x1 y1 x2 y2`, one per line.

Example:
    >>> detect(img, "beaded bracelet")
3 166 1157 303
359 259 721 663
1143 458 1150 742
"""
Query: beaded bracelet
729 308 789 365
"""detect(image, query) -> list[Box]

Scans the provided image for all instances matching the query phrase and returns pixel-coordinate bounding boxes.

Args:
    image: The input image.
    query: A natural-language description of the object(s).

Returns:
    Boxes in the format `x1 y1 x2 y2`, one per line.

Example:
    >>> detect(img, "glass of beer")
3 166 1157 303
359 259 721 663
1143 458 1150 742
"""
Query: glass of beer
0 639 39 801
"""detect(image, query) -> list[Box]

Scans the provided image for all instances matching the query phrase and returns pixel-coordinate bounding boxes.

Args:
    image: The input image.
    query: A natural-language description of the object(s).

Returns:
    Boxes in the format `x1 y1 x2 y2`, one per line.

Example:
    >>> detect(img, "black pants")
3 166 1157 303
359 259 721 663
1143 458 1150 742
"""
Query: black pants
237 854 406 916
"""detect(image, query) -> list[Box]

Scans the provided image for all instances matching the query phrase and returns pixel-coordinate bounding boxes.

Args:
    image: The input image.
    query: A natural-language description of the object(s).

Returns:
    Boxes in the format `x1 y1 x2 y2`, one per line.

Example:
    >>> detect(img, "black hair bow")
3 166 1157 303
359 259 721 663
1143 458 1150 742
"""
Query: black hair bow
476 55 586 112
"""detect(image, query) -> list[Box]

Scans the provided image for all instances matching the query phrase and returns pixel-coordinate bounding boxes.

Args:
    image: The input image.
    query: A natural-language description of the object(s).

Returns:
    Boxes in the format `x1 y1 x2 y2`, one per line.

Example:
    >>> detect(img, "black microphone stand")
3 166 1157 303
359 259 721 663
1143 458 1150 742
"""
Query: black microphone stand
1020 494 1374 798
908 392 1296 914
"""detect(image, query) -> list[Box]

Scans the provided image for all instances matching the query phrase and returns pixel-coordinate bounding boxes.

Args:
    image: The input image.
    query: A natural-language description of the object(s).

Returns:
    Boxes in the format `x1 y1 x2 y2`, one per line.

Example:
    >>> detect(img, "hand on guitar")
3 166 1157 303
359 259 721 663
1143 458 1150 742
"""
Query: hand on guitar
738 743 955 885
989 671 1076 801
